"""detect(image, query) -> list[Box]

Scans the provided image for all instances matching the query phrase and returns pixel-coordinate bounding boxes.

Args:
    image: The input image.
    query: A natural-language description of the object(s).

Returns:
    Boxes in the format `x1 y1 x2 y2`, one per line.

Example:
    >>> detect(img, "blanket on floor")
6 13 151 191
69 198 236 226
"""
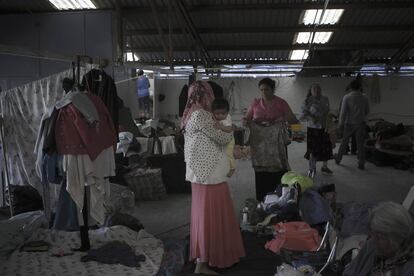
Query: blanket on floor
0 225 163 276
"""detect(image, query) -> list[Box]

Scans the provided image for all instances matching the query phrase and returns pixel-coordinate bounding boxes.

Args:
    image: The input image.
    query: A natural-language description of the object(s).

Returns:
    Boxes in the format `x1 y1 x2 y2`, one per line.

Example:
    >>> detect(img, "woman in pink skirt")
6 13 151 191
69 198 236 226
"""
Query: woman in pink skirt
181 81 245 275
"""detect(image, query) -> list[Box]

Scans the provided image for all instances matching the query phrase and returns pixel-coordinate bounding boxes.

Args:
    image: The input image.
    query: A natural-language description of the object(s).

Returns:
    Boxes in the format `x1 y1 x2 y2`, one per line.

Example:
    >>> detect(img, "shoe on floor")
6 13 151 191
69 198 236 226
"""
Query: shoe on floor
358 163 365 170
307 170 315 179
321 166 333 174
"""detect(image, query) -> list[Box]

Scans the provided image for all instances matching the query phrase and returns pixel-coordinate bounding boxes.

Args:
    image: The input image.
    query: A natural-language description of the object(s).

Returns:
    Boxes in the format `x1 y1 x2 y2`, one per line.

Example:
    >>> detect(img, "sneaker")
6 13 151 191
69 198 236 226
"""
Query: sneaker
321 166 333 174
307 170 316 178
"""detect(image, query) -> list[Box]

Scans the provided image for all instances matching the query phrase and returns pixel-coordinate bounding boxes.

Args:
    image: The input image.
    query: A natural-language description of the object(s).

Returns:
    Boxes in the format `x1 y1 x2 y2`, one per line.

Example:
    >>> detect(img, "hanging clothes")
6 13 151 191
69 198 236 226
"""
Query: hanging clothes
207 81 224 99
55 93 117 160
63 146 115 224
55 90 117 225
81 69 119 134
178 84 188 117
53 179 79 231
55 90 99 125
34 107 59 180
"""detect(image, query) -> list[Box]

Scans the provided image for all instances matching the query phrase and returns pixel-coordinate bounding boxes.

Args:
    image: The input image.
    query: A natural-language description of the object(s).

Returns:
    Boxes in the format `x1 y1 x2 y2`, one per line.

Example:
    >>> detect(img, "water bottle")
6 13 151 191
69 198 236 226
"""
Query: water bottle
241 207 248 225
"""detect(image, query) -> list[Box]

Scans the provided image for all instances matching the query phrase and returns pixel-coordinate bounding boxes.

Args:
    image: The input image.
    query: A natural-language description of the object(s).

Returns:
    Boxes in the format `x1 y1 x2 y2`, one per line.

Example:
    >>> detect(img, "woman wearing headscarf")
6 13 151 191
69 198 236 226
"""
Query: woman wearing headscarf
181 81 245 275
243 78 298 201
300 83 333 178
343 201 414 275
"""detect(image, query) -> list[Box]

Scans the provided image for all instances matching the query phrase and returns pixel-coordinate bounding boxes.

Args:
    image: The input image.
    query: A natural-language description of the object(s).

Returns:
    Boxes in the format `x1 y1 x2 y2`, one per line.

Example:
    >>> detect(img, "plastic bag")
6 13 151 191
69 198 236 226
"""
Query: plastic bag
9 210 48 240
0 210 47 259
275 263 321 276
275 263 305 276
281 171 313 193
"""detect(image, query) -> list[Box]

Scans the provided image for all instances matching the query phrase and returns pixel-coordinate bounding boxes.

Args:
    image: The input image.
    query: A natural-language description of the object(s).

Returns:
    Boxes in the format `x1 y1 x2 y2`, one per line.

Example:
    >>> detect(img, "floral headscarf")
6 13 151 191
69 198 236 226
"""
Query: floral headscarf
180 81 215 130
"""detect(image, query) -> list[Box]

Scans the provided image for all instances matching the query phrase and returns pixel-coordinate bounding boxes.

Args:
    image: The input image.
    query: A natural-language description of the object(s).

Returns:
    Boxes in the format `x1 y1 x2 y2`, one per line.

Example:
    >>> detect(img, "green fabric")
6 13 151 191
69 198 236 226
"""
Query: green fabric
281 171 313 193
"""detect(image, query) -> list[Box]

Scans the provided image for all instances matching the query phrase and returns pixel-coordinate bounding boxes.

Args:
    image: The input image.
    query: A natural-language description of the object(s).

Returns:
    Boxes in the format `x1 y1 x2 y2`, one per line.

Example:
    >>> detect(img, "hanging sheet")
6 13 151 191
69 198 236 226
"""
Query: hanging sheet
0 69 85 192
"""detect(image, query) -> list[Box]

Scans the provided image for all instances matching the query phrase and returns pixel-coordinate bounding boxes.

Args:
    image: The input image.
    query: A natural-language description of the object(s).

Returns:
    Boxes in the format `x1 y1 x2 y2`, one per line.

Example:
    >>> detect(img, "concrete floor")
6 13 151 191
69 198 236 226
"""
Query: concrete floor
133 141 414 239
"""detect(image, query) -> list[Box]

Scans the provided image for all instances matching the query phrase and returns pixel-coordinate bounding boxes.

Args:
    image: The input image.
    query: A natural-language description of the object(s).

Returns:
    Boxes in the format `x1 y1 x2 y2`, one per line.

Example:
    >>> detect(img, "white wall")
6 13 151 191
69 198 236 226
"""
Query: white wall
156 78 186 118
156 76 414 125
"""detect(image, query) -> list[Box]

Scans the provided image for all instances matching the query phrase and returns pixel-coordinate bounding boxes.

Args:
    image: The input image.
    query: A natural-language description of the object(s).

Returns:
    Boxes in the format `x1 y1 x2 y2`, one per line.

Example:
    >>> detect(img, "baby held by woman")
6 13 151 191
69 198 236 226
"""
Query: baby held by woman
212 98 236 177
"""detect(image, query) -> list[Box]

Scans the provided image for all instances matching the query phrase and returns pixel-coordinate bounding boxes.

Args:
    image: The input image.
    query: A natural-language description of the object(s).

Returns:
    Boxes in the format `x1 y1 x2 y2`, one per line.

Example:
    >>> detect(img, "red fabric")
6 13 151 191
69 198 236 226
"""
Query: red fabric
55 93 117 160
265 221 321 253
246 96 292 123
190 182 245 268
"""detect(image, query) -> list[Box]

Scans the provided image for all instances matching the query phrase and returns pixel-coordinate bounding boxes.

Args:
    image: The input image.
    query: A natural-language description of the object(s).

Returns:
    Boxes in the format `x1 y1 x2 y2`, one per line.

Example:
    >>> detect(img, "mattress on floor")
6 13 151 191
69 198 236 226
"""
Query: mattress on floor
0 225 164 276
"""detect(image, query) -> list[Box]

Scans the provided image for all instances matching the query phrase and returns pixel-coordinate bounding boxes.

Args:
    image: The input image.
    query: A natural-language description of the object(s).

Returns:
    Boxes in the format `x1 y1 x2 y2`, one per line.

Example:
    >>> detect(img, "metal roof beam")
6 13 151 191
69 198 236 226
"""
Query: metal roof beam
2 2 412 15
149 1 172 66
387 33 414 71
125 25 414 36
132 58 413 66
123 2 414 15
172 0 212 67
170 0 196 66
128 44 402 52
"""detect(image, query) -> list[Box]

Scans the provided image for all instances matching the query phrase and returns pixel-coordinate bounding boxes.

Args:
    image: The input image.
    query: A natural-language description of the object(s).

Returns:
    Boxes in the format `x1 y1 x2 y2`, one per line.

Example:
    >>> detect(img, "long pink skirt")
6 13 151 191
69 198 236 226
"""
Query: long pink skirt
190 182 245 268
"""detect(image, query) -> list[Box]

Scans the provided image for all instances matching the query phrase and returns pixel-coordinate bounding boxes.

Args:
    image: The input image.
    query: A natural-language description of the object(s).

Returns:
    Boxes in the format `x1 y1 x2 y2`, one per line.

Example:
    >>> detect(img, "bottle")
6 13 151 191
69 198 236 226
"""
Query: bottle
241 207 249 225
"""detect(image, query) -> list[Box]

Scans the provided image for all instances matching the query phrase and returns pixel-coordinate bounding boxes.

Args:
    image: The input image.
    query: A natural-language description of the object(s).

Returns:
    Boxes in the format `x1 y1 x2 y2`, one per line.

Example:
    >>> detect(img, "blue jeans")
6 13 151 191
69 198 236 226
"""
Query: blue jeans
138 96 150 114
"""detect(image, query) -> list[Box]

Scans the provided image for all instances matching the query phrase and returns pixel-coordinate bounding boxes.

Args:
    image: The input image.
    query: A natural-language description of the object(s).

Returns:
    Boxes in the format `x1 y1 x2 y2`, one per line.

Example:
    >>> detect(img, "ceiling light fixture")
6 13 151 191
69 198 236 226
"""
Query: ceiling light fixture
48 0 96 10
289 50 309 60
302 9 344 25
126 52 139 62
296 32 333 44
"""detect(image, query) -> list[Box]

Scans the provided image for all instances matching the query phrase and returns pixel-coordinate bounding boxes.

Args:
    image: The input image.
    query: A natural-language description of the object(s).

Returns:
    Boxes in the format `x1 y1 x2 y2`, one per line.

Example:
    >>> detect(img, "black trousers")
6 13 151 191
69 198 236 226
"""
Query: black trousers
254 170 286 201
345 133 357 153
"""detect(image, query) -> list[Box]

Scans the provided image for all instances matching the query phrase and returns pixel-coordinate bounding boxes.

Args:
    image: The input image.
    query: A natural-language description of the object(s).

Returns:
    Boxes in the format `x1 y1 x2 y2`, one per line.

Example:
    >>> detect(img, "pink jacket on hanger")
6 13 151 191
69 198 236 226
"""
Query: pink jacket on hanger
55 93 117 160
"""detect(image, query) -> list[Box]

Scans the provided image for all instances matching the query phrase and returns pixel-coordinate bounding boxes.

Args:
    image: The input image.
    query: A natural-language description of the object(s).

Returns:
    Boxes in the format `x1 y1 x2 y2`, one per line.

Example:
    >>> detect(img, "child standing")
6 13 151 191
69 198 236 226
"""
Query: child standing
212 98 236 177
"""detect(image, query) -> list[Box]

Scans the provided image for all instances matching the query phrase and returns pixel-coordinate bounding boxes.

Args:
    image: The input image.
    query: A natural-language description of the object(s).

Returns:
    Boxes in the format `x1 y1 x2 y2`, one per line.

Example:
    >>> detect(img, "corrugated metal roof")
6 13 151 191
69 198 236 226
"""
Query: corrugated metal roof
201 33 295 47
191 9 302 28
340 8 414 26
1 0 414 68
331 31 412 45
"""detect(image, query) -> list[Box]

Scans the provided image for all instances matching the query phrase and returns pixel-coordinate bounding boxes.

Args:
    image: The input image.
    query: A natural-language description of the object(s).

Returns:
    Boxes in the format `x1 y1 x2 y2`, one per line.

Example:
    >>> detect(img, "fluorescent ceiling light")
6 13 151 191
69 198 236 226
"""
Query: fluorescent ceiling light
302 9 344 25
296 32 333 44
126 52 139 61
289 50 309 60
49 0 96 10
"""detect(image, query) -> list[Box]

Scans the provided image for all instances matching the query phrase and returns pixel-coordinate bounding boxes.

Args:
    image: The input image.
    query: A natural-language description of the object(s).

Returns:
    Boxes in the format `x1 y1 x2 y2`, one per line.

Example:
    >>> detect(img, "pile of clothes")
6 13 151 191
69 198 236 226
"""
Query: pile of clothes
365 121 414 170
241 171 359 274
241 172 333 243
374 122 414 151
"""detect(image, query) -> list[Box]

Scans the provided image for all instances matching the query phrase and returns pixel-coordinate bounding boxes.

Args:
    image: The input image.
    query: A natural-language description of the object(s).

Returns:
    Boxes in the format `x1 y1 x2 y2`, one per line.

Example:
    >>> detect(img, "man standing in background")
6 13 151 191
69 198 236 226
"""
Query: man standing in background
335 79 370 170
136 69 150 117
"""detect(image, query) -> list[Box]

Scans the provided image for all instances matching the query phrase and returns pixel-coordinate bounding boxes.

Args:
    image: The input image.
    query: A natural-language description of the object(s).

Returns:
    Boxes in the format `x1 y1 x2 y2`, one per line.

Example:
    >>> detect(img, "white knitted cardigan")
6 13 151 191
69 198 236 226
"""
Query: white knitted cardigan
184 109 233 183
